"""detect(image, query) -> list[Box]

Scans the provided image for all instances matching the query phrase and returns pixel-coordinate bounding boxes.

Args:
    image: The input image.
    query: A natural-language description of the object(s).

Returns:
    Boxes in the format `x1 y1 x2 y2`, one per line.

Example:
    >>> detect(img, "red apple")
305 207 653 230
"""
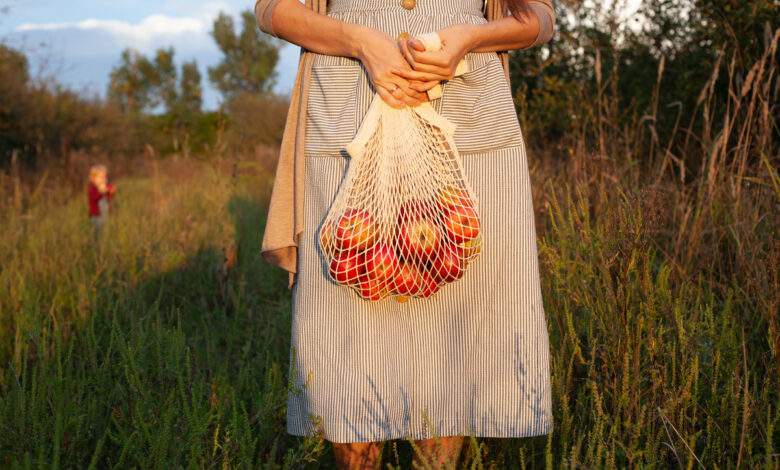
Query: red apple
417 271 442 298
430 245 466 283
441 203 480 243
364 243 400 281
398 216 442 263
328 250 365 285
389 263 423 296
397 200 424 222
335 208 378 252
358 275 390 301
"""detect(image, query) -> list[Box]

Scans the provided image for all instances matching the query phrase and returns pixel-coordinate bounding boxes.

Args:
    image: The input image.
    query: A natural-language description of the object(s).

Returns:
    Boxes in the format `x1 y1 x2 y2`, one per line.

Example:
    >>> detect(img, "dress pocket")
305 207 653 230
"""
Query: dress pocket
304 63 370 157
438 53 524 155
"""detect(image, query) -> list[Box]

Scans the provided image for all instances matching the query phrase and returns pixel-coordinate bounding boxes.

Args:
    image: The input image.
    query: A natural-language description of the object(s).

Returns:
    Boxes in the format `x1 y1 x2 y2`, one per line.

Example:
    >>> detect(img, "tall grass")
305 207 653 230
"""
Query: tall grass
1 32 778 469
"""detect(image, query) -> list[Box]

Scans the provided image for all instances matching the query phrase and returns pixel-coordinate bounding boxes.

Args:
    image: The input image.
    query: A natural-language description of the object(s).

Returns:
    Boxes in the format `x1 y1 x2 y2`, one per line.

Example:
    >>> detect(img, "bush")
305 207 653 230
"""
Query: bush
222 92 289 151
0 45 140 169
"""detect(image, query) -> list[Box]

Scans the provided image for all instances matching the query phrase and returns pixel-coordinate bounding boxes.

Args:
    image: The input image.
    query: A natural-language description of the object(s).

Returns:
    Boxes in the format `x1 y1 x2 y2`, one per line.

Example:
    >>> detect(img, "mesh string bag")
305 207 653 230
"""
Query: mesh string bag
317 33 482 302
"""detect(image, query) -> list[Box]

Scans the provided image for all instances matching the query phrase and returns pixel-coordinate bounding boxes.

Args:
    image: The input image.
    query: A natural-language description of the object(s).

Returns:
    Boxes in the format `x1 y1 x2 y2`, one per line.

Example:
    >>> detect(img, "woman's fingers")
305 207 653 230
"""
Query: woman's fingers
397 37 416 68
408 38 427 52
408 89 429 103
377 85 426 108
376 78 424 107
409 47 451 67
393 68 443 83
408 79 441 93
408 61 452 79
386 73 427 101
408 48 454 78
376 85 406 109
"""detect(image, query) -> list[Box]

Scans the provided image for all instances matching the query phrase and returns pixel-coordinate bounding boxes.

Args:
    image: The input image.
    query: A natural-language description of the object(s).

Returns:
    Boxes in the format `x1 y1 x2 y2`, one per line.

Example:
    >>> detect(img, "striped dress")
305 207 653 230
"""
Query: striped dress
287 0 553 443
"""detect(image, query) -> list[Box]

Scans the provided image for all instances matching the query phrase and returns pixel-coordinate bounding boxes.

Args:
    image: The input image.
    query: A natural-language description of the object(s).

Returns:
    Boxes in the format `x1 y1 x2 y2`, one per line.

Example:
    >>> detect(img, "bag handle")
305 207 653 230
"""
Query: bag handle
346 94 457 161
415 32 470 100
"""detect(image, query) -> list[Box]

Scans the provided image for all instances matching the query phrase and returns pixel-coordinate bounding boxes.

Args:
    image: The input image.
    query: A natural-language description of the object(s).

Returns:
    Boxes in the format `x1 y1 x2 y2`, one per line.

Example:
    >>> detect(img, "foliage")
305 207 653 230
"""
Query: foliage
108 47 203 118
221 92 289 150
0 3 778 466
1 8 286 169
0 45 32 162
510 0 779 175
178 61 204 117
208 11 281 100
1 25 779 466
0 45 138 169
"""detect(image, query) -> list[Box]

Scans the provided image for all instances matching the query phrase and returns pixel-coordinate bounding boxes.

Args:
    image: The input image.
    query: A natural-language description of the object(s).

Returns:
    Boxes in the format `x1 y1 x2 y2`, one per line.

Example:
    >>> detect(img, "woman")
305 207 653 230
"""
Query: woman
255 0 555 467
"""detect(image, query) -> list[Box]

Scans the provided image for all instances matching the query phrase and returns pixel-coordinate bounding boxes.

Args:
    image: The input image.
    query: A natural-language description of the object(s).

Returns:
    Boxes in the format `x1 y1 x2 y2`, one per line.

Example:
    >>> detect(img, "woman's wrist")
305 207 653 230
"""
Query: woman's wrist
445 23 481 55
343 23 371 60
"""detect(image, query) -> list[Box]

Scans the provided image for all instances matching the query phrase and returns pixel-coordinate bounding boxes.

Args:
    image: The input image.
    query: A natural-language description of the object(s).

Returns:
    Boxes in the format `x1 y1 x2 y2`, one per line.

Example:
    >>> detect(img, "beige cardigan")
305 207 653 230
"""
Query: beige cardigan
255 0 555 288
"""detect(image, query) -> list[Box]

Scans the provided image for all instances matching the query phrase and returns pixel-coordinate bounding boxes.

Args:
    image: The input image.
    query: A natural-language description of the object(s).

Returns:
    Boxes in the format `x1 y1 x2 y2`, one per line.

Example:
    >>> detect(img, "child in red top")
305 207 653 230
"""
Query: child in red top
87 164 115 235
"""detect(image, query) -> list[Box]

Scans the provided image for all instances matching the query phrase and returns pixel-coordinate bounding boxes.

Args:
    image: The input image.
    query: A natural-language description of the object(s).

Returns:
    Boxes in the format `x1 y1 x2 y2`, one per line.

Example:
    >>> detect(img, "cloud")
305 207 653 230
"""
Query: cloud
9 7 301 109
16 14 208 50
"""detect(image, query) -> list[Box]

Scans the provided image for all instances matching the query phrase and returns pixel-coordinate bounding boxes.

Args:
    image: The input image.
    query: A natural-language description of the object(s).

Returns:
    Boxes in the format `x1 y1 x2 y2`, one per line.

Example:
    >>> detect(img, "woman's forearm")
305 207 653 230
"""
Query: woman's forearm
258 0 366 59
465 1 555 54
256 0 430 107
467 15 540 53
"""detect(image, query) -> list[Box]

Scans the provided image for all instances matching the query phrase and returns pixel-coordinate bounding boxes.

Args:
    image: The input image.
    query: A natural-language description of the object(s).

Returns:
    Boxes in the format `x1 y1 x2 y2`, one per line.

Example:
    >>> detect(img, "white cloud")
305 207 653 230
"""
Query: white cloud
16 14 207 49
9 6 300 108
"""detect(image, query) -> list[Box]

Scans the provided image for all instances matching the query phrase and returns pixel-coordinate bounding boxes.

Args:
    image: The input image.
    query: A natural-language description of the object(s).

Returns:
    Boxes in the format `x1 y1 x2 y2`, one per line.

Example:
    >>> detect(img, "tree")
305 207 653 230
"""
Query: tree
108 48 203 116
208 10 280 99
153 48 178 113
178 61 203 116
0 45 32 165
108 49 157 114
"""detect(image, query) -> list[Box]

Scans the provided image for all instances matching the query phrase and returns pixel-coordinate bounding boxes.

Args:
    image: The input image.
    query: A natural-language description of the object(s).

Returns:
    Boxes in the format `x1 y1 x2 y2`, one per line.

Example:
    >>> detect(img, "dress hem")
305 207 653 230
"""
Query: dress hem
285 418 553 444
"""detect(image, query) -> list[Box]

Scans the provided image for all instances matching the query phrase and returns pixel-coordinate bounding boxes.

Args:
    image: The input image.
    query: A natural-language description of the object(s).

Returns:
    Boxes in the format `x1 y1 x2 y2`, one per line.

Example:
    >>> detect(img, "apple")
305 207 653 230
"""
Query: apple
441 203 480 243
358 275 390 301
399 199 446 225
398 216 441 263
328 250 365 285
389 263 424 296
397 200 424 222
417 271 441 298
437 185 473 210
335 208 378 252
457 238 482 258
430 245 466 283
364 243 400 281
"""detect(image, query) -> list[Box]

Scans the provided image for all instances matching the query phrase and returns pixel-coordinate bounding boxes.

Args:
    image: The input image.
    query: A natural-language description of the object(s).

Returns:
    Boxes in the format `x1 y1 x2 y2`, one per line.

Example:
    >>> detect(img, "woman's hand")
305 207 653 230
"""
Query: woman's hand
394 34 440 94
395 24 478 84
355 27 429 108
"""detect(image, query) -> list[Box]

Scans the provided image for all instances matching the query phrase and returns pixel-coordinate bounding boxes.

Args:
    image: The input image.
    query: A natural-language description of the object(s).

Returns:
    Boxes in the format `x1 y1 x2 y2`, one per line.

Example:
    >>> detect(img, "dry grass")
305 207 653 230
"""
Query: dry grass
0 31 778 468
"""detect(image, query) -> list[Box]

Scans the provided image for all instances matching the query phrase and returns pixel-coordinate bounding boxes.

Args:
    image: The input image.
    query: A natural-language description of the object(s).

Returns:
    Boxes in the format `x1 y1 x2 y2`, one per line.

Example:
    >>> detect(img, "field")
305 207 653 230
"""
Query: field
1 30 779 470
2 140 778 468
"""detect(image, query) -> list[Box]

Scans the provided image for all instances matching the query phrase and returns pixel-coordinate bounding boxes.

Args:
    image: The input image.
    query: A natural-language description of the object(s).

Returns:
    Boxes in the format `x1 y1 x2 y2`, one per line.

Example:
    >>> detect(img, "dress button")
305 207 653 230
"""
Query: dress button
397 31 410 41
401 0 416 10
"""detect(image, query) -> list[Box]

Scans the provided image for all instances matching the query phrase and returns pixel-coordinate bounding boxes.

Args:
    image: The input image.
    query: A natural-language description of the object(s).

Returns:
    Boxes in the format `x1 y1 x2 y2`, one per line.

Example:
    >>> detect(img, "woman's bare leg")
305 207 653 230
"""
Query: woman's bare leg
332 441 383 470
412 436 465 468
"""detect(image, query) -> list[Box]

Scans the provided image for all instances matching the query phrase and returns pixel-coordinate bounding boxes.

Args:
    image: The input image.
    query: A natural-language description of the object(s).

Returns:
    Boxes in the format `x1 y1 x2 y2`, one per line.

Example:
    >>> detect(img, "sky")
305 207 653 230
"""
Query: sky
0 0 302 109
0 0 644 110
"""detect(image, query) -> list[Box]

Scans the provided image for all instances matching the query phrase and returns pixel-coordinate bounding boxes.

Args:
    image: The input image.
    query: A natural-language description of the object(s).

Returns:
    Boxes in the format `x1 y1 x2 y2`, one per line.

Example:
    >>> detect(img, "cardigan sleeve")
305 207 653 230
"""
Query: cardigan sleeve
255 0 283 37
528 0 555 46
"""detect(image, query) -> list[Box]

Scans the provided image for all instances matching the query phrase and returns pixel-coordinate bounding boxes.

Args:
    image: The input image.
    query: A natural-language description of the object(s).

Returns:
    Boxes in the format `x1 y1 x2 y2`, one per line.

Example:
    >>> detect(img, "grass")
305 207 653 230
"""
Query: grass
1 34 779 470
0 159 328 468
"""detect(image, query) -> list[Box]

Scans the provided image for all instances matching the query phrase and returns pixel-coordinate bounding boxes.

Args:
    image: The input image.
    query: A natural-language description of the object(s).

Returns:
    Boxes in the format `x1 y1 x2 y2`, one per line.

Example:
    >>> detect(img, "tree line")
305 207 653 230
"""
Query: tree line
1 1 777 177
0 10 287 169
511 0 777 178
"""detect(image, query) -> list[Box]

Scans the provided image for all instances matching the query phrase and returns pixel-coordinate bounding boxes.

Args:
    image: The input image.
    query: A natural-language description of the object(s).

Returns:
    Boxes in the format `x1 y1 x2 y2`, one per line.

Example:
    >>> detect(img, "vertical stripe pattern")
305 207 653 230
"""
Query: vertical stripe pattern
287 0 553 444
